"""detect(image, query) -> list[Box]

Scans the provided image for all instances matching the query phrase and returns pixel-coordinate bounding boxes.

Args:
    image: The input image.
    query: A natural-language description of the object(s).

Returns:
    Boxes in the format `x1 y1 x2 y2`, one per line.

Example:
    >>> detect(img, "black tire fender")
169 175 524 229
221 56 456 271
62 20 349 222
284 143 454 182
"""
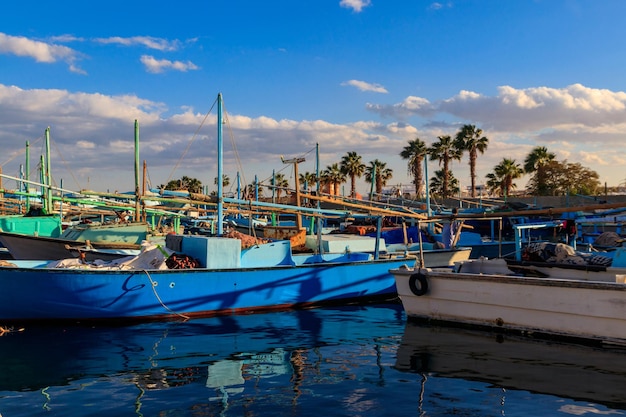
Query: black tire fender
408 272 429 296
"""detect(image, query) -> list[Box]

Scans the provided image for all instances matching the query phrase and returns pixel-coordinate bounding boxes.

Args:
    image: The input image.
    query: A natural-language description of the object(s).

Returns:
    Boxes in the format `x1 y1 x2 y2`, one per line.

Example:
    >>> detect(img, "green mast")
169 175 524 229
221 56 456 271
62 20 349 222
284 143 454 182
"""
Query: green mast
25 141 30 211
134 120 141 222
44 127 52 214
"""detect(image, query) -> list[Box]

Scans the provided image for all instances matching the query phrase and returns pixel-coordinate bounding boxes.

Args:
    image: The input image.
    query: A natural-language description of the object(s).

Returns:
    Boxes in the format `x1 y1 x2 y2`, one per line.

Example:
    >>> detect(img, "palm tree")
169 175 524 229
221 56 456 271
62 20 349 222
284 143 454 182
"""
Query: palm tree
299 171 318 191
524 146 556 196
271 172 290 201
454 124 489 198
162 176 203 193
364 159 393 199
400 137 428 198
340 151 366 198
428 135 462 198
485 172 502 196
320 163 346 196
244 181 264 200
486 158 524 197
214 174 231 189
429 169 460 197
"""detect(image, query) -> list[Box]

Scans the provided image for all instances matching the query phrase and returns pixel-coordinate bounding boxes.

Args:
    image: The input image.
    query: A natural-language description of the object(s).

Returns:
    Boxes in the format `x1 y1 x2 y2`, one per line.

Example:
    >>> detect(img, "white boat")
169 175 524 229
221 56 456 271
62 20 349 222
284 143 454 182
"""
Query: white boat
390 257 626 346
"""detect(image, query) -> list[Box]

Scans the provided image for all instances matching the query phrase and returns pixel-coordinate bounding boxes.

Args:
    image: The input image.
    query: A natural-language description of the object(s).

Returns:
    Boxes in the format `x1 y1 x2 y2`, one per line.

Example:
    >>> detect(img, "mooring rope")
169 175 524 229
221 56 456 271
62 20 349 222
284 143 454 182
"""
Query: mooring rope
141 270 190 320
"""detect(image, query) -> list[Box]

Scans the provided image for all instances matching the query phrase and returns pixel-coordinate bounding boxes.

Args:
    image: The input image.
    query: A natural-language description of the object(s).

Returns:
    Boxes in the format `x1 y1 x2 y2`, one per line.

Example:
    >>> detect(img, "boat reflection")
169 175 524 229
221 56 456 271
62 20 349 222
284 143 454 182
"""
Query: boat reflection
0 303 405 395
3 304 624 415
395 320 626 410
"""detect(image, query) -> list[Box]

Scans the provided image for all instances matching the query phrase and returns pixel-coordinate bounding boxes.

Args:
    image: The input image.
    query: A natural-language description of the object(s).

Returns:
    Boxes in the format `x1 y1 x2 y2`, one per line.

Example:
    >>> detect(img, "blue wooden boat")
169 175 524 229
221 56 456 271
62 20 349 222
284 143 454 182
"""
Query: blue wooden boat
0 235 413 322
0 93 420 322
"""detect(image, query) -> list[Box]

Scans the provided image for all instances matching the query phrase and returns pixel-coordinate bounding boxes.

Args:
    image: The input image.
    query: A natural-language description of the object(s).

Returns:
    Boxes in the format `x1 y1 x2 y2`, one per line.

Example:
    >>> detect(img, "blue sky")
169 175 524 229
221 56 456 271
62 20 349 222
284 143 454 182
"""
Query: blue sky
1 0 626 196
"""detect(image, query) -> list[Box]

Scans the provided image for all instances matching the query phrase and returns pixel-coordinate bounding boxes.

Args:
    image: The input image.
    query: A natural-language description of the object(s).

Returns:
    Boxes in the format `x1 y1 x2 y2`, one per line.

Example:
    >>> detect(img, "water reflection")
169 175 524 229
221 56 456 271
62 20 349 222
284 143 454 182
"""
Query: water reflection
395 320 626 412
0 304 624 416
0 304 405 416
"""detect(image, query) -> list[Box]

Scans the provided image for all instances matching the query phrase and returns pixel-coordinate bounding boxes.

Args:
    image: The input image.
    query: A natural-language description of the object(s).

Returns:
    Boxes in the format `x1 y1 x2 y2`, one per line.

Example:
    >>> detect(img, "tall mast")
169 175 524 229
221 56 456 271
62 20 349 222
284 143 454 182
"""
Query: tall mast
44 127 52 214
134 120 141 222
25 141 30 211
281 156 305 230
217 93 224 235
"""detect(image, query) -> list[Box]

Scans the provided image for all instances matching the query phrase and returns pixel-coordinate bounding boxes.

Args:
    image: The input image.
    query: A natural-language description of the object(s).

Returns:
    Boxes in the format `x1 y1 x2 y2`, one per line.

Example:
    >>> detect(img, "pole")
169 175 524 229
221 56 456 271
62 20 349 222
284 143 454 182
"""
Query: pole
217 93 224 235
369 165 376 201
45 127 52 214
294 160 302 230
25 141 30 211
134 120 141 222
424 158 432 218
142 160 148 222
315 143 320 208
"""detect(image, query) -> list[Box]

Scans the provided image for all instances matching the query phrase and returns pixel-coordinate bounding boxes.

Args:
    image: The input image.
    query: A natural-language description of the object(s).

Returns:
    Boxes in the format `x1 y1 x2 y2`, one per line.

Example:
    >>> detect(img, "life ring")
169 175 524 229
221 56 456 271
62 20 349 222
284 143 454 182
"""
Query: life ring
408 272 429 296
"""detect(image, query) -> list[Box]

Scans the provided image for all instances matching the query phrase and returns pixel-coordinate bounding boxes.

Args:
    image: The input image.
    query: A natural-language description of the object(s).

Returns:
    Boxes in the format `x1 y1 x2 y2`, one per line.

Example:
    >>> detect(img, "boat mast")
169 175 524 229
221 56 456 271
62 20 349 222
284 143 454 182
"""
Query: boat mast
425 157 431 218
281 156 305 231
25 141 30 211
217 93 224 235
134 120 141 222
142 160 148 222
44 127 52 214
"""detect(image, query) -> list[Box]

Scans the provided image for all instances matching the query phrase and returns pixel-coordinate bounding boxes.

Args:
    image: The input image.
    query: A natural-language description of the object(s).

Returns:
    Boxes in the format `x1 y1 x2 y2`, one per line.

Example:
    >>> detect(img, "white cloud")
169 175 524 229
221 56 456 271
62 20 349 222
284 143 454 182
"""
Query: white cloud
140 55 200 73
94 36 181 51
0 32 84 73
429 2 453 11
342 80 388 93
366 96 434 118
49 34 84 43
2 82 626 193
368 84 626 132
339 0 371 13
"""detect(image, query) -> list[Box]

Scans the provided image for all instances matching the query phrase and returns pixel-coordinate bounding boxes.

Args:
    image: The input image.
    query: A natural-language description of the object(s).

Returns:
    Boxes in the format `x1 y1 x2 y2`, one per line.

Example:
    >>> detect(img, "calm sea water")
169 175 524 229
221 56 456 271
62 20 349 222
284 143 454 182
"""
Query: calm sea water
0 302 624 417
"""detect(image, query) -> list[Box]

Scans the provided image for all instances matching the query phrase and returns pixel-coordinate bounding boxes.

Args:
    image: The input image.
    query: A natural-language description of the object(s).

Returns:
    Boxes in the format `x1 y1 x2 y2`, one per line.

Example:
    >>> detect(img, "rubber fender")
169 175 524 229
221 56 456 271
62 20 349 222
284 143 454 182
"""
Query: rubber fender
408 272 429 296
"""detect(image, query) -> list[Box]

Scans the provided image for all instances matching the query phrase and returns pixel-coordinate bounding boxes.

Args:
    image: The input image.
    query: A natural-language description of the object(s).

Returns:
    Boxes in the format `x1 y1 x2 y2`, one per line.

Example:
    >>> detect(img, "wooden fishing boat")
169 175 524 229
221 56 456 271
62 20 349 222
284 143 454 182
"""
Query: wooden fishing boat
0 235 413 322
390 257 626 346
0 94 416 323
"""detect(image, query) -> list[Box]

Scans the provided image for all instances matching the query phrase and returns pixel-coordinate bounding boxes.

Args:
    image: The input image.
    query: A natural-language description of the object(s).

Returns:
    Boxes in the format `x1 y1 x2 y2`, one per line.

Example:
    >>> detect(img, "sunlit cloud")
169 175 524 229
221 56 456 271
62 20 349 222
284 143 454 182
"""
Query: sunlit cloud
339 0 371 13
368 84 626 132
429 2 453 11
0 32 85 73
2 82 626 192
341 80 388 93
140 55 200 73
94 36 181 51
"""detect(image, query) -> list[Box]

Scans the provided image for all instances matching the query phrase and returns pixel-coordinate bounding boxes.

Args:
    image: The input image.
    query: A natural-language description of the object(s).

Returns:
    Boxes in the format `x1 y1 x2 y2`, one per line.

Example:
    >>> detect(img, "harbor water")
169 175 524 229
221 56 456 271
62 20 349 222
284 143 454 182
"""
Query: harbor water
0 302 624 416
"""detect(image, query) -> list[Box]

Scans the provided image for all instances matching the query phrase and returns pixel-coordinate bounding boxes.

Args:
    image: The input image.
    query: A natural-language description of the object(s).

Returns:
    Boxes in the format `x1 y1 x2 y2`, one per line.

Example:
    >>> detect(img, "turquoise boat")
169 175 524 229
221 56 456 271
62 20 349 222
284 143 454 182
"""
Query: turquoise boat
0 214 62 237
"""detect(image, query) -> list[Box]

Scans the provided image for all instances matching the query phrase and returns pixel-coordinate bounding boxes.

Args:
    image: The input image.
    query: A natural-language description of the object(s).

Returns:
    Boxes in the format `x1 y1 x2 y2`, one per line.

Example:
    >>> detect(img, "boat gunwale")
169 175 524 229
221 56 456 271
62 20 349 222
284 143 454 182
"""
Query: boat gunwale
1 256 414 274
391 267 626 290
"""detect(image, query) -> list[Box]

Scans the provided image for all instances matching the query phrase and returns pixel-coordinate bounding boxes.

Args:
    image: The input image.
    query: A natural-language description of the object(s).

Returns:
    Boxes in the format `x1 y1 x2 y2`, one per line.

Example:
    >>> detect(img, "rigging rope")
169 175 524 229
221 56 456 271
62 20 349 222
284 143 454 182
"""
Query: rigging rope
0 133 43 168
163 97 217 188
50 136 82 190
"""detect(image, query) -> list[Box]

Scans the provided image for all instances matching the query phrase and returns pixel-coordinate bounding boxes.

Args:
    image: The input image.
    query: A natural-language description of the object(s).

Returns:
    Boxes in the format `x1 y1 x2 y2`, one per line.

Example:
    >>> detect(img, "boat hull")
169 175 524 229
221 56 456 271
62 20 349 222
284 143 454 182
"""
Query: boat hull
0 231 140 261
0 257 412 322
0 214 62 237
391 261 626 345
